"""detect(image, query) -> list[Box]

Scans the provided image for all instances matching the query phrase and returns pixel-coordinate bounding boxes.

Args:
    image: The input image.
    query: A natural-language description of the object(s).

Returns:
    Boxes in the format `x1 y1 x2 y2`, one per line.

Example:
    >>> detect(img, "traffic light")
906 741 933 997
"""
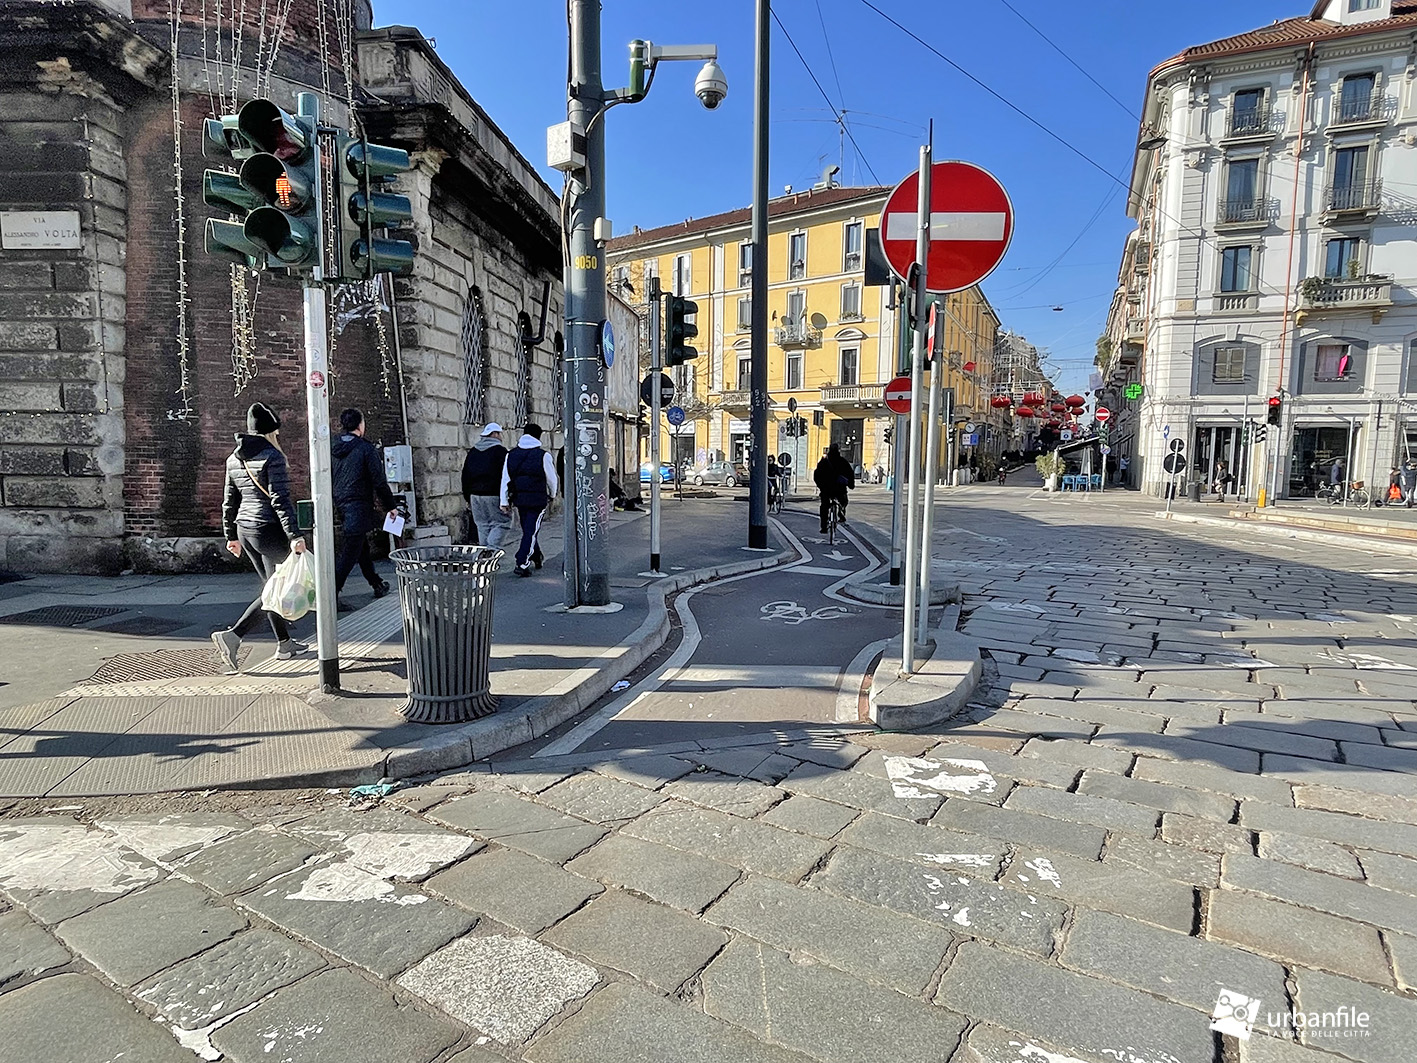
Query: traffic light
1267 395 1282 426
202 112 266 268
666 295 699 366
333 134 415 281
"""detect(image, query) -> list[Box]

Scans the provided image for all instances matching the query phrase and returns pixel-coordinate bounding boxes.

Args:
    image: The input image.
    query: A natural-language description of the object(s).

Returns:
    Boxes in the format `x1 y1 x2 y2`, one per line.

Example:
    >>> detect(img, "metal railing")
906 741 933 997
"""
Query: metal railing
717 388 752 408
1301 276 1393 309
1332 87 1384 127
1325 180 1382 213
1217 195 1267 224
774 319 823 349
1226 105 1272 138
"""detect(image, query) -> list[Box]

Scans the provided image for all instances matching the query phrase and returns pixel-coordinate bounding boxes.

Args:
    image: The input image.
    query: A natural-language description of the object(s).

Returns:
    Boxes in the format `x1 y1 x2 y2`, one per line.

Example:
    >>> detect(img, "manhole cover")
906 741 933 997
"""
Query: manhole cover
92 615 188 637
0 605 127 627
88 646 254 684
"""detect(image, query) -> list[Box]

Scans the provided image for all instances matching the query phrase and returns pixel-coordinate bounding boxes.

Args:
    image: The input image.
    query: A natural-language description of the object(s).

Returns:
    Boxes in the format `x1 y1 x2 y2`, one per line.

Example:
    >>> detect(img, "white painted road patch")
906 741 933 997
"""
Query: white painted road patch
886 755 998 799
918 853 995 868
0 824 161 894
281 863 428 905
341 832 476 880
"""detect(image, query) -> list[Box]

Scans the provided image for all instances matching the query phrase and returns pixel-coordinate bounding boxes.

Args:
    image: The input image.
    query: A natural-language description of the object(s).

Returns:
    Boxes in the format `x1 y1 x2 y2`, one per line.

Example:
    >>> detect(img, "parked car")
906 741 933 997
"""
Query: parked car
639 462 676 484
687 460 749 486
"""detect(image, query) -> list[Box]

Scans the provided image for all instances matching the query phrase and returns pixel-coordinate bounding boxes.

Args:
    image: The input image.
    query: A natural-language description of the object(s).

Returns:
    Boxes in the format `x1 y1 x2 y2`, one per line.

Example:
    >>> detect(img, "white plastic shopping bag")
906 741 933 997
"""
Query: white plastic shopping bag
261 551 316 621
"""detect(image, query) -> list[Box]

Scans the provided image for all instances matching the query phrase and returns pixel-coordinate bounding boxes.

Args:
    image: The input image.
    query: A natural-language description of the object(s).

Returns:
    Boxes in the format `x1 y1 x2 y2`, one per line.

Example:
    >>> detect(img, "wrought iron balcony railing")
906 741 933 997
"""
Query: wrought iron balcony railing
1217 195 1268 225
1225 105 1272 138
774 319 823 349
1324 180 1382 214
1331 88 1384 127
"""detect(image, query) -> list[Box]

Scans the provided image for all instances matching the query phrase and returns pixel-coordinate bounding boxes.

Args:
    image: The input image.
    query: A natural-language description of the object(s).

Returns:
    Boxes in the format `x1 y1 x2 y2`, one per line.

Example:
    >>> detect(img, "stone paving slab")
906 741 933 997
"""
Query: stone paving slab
0 908 70 987
428 790 608 863
542 889 726 992
425 847 600 936
174 825 325 896
835 810 1008 873
1223 853 1417 937
1004 783 1161 835
397 933 598 1045
1103 834 1222 889
661 770 787 818
1354 850 1417 895
1257 830 1363 878
0 819 164 924
757 794 860 838
1077 769 1237 821
536 771 667 824
210 966 462 1063
565 832 740 913
523 981 815 1063
1291 967 1417 1063
933 797 1107 860
623 802 832 881
0 972 199 1063
701 937 968 1063
1239 800 1417 859
1001 847 1196 932
1207 888 1391 985
703 873 953 996
1132 756 1295 805
778 761 944 821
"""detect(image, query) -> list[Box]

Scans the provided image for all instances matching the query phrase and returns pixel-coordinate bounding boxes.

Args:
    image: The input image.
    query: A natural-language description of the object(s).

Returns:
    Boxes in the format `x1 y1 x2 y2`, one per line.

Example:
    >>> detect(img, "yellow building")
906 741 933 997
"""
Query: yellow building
606 184 1002 481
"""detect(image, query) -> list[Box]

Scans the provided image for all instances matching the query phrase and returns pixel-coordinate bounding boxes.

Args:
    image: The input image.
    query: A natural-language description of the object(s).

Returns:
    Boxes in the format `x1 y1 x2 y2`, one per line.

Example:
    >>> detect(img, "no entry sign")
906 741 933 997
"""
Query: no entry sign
879 161 1014 294
1095 406 1112 424
884 375 913 415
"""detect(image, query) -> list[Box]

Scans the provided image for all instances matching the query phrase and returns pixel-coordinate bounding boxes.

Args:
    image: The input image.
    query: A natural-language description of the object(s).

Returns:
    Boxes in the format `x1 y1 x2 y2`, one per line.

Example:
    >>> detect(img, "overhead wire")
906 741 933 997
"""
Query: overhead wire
993 0 1139 120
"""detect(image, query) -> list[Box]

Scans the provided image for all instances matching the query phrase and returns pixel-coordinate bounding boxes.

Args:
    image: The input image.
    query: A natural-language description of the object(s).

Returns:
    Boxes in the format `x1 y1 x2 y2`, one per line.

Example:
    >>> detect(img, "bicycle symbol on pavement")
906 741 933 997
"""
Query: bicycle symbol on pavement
759 600 855 625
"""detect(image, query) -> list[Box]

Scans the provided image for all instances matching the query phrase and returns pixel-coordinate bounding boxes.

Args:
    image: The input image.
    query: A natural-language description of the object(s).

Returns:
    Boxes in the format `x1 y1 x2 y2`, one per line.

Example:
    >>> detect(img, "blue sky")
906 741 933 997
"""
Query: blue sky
376 0 1304 390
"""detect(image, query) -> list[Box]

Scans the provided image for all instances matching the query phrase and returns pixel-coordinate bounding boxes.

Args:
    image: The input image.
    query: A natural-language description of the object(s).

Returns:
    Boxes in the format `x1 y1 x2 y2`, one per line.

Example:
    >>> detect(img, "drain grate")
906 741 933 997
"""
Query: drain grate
0 605 127 627
88 645 254 684
92 615 189 637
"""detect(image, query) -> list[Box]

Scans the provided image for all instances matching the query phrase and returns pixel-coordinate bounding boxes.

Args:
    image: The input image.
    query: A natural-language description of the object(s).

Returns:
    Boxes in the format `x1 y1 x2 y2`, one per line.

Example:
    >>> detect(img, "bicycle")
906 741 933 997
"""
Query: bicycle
1318 480 1371 507
769 473 787 515
825 496 847 545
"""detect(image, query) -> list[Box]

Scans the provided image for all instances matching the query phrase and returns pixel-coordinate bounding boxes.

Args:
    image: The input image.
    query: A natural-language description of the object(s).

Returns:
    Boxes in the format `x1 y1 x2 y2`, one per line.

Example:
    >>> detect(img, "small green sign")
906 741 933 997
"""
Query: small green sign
1124 383 1144 401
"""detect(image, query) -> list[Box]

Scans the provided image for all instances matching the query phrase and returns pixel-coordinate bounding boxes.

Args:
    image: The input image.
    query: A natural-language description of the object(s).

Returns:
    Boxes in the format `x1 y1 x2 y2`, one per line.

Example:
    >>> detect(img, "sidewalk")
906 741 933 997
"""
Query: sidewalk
0 499 793 798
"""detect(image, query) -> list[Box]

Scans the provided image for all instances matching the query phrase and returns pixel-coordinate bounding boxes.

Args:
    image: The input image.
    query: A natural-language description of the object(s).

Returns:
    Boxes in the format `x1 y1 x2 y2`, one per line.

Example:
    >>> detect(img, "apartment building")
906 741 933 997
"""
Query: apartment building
606 182 1001 478
1102 0 1417 499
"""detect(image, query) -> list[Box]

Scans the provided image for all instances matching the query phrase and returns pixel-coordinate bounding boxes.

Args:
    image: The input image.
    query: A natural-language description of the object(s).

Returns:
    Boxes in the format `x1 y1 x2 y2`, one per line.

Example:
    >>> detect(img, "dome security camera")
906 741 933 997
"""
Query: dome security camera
695 60 728 110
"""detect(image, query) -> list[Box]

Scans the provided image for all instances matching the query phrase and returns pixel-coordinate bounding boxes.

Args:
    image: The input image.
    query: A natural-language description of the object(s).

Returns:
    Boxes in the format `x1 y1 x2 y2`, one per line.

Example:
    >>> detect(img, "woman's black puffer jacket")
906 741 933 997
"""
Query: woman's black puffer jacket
222 434 302 541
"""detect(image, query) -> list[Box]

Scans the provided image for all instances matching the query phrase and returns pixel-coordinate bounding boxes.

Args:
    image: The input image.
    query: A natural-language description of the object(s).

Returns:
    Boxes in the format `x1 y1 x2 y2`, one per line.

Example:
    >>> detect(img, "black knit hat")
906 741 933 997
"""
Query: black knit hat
247 402 281 435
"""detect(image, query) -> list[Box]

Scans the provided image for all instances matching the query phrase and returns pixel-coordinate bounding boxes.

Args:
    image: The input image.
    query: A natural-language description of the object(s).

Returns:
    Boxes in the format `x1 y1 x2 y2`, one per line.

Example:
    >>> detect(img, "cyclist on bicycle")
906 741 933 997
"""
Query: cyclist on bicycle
813 443 855 533
767 455 780 508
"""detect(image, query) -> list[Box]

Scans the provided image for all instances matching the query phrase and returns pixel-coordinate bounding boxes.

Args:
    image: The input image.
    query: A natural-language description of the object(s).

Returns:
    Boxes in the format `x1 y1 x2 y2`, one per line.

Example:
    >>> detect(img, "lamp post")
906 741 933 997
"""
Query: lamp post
748 0 770 549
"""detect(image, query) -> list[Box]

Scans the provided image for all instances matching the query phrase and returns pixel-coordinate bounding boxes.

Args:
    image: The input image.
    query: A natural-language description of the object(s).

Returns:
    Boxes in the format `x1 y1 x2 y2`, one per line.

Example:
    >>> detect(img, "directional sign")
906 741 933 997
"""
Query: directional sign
1162 424 1171 439
884 375 913 415
600 319 615 368
879 161 1015 294
1168 438 1185 455
665 405 685 426
640 372 674 407
1095 406 1111 424
1124 383 1143 401
1060 429 1074 442
1100 445 1112 455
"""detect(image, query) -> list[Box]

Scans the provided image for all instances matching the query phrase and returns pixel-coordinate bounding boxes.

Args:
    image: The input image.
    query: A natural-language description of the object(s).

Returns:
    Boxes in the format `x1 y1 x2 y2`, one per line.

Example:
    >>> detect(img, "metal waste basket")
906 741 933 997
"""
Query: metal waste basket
390 545 504 722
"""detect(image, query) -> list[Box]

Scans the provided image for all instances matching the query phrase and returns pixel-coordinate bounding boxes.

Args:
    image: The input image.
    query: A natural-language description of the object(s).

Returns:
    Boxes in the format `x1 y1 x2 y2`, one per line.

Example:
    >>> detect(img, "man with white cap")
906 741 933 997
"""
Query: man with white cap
461 422 511 550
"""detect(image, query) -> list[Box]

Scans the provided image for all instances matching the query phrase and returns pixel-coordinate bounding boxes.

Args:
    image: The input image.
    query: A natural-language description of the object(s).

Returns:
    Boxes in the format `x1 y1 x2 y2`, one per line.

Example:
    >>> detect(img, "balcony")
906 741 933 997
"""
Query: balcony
1329 88 1387 130
1323 180 1382 217
1124 317 1146 344
820 383 884 409
1223 105 1275 142
1214 291 1260 313
774 319 823 350
1298 275 1393 322
717 389 752 414
838 309 865 323
1132 239 1152 273
844 252 861 272
1216 195 1273 229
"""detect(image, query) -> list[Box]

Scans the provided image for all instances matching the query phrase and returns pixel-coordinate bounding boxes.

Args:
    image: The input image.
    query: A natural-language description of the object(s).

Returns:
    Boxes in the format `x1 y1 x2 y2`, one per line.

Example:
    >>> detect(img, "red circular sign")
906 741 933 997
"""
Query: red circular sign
878 161 1014 294
1096 406 1112 423
884 375 913 415
309 370 325 389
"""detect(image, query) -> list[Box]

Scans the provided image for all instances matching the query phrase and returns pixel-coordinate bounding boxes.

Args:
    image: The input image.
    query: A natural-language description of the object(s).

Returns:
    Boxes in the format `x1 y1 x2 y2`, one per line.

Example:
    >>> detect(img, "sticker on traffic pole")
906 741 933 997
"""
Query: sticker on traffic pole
878 161 1014 294
885 375 913 415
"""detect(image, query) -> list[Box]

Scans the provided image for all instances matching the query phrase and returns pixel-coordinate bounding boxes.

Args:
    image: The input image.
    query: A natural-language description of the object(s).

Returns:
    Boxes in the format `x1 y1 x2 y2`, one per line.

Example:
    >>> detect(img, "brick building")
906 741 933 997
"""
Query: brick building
0 0 568 573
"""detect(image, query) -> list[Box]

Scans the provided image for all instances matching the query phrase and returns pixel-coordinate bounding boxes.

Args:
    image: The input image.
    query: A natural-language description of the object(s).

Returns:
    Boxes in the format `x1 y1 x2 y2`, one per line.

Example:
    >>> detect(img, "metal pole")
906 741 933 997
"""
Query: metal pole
296 92 338 693
748 0 770 549
1367 400 1381 510
901 142 931 674
649 277 663 571
917 356 943 647
563 0 611 606
889 280 909 586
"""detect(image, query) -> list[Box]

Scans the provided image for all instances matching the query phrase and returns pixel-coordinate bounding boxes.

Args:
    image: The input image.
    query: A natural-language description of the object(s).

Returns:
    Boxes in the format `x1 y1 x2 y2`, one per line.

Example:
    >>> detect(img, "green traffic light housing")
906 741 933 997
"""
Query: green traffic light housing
332 133 415 281
205 218 267 269
666 294 699 366
202 171 264 215
236 98 312 161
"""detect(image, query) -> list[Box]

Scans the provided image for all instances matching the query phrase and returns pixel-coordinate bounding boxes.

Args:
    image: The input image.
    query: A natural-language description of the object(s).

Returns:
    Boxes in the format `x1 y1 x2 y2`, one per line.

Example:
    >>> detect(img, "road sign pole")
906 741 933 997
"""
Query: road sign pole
649 277 663 574
747 0 770 550
917 352 943 648
889 281 909 586
901 142 931 675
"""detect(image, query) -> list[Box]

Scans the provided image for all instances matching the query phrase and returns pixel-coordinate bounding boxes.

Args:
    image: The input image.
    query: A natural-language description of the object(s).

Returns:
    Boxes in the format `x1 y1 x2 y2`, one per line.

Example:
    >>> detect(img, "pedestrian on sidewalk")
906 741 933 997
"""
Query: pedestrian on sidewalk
1401 458 1417 508
1118 454 1129 486
331 408 397 612
813 443 855 533
212 402 307 671
1213 459 1235 502
462 422 512 548
501 422 559 576
1330 456 1346 488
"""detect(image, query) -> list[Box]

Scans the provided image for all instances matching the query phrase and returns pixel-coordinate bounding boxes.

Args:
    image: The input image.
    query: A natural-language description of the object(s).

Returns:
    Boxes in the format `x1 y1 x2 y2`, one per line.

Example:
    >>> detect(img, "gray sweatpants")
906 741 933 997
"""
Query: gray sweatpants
469 494 512 550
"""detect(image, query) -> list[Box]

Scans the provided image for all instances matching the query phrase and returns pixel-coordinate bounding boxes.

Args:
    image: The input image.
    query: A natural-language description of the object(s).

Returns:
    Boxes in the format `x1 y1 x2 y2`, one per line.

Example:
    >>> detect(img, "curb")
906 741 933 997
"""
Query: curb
1157 511 1417 558
868 604 982 730
375 543 801 782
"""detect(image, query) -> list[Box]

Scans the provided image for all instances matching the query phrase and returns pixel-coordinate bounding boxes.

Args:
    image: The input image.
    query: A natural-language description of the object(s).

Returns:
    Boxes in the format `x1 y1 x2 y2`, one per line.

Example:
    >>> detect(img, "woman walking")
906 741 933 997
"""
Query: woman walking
212 402 308 671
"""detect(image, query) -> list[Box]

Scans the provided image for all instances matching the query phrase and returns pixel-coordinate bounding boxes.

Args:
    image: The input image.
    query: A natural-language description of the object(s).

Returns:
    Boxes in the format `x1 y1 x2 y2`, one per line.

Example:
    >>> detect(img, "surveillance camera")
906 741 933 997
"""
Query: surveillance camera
695 60 728 110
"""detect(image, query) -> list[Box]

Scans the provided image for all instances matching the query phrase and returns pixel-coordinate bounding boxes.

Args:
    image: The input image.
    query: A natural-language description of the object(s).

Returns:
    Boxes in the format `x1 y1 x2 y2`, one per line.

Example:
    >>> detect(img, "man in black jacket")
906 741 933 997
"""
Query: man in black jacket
331 408 397 610
813 443 855 533
500 422 559 576
461 423 511 548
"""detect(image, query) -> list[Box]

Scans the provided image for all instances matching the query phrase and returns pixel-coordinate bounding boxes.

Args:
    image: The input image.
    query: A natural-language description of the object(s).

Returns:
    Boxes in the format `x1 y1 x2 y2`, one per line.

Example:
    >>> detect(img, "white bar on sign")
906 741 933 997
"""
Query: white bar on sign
884 212 1007 243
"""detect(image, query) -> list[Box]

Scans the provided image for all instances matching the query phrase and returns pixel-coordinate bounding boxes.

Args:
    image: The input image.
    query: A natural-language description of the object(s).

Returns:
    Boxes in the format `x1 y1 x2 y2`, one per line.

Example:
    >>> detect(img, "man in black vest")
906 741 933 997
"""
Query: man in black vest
331 408 397 609
500 422 559 576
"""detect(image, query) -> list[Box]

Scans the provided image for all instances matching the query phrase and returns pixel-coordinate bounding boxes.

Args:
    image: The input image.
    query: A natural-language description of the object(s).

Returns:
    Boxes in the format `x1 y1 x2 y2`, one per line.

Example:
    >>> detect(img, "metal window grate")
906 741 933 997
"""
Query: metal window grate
0 606 126 627
462 284 489 425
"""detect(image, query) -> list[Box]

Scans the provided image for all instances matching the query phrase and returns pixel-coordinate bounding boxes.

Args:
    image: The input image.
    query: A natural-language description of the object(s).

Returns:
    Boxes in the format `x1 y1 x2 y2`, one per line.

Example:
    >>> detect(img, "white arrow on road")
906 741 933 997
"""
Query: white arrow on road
823 549 854 562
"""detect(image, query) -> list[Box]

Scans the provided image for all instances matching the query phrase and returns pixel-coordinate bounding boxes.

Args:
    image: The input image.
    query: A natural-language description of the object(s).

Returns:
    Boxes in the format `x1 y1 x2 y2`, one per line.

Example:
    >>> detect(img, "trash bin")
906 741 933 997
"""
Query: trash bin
1189 480 1202 503
390 545 504 723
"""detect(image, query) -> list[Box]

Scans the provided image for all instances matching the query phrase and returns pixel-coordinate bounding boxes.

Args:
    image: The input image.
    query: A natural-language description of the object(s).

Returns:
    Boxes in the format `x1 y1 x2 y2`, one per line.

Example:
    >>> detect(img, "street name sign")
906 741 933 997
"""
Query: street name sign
878 161 1014 294
884 375 913 415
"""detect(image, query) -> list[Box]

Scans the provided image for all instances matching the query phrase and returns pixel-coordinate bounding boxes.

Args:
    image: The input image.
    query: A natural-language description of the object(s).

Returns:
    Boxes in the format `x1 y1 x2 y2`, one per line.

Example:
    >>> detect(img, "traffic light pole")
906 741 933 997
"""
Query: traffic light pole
649 277 663 574
747 0 770 551
901 144 931 675
296 92 340 693
917 351 943 648
889 279 909 586
564 0 612 606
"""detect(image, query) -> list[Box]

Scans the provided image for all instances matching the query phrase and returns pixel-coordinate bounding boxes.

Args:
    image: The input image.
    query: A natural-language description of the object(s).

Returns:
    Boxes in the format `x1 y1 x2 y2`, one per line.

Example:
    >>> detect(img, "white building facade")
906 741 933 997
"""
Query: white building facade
1105 0 1417 500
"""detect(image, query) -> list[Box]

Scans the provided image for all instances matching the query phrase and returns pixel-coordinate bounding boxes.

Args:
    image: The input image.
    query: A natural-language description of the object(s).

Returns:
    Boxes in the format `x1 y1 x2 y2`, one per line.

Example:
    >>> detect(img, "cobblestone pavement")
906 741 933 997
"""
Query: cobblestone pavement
1 486 1416 1063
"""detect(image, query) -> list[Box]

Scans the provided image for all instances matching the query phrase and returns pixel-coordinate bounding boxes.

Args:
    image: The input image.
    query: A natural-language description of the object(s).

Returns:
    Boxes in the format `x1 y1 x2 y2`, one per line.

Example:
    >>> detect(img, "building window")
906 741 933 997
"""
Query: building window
738 355 751 389
1231 88 1266 135
673 254 691 296
1220 246 1253 292
1223 157 1260 220
1324 237 1362 279
1406 339 1417 394
738 242 753 286
1329 145 1371 210
786 351 803 390
1337 73 1377 122
737 297 752 331
1315 343 1353 381
840 283 862 320
786 289 805 325
843 222 862 271
1213 346 1246 384
1350 1 1381 12
839 347 859 387
789 232 806 279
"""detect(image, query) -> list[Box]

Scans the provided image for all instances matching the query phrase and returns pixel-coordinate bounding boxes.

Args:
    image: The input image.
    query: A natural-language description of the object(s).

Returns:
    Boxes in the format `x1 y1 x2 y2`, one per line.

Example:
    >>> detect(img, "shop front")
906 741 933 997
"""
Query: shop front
1289 423 1355 497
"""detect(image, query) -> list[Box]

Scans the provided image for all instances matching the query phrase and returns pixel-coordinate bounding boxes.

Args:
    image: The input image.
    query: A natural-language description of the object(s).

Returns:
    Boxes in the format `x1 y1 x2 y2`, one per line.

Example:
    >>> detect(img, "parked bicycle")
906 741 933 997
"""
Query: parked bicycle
1315 480 1371 507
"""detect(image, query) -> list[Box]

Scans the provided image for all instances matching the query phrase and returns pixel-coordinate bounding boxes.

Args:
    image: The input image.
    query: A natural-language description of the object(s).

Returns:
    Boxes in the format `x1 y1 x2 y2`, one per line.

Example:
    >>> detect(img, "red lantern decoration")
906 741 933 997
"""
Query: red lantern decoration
1023 392 1044 405
962 361 976 373
1050 403 1066 413
1014 406 1037 418
1047 419 1062 427
990 396 1013 409
1066 394 1085 407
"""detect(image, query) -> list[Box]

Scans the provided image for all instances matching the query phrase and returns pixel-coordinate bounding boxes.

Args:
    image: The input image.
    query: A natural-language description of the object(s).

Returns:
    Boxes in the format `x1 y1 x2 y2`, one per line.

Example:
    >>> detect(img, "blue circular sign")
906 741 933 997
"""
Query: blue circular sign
666 405 686 426
600 320 615 368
